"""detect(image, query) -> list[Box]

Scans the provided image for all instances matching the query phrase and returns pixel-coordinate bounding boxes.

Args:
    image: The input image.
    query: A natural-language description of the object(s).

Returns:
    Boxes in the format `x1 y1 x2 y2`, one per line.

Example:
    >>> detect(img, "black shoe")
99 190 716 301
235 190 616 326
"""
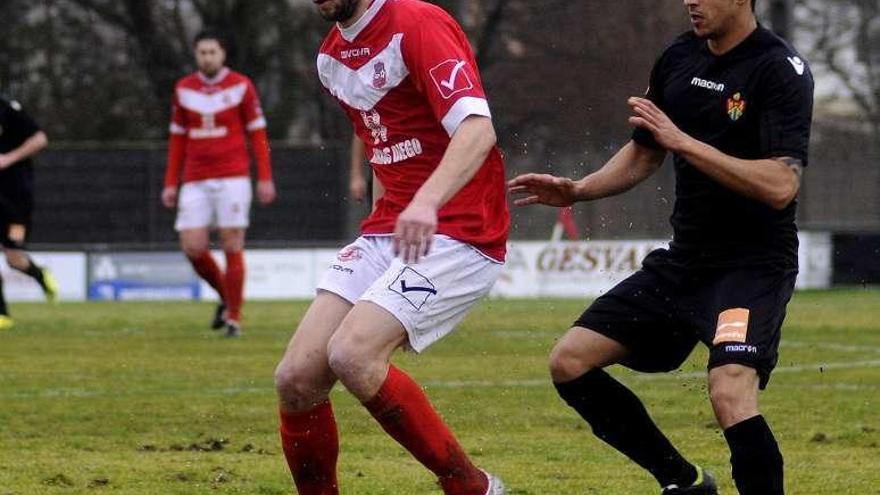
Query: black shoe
661 466 717 494
224 320 241 338
211 303 227 330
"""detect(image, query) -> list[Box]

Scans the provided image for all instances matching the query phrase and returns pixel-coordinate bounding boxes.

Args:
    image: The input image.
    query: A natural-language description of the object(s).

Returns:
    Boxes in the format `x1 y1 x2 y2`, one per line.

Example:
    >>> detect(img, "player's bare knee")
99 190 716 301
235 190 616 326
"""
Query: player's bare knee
274 362 326 410
4 251 27 271
549 341 596 383
709 365 759 427
221 239 244 253
181 243 208 259
326 331 370 382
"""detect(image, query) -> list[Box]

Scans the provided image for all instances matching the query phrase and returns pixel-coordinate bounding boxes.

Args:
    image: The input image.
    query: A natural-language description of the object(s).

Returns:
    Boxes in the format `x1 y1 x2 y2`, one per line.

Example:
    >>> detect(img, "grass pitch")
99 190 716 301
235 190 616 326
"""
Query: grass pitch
1 290 878 494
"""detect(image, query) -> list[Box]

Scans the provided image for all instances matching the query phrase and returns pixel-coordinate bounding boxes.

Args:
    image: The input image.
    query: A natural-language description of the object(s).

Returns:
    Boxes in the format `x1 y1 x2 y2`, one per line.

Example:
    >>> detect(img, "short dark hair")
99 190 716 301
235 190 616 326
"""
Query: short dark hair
193 29 227 50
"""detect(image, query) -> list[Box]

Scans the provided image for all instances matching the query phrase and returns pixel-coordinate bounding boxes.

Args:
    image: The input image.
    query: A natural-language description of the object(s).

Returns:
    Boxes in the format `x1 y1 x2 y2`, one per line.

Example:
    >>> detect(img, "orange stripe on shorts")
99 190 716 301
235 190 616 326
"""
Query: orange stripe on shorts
713 308 750 345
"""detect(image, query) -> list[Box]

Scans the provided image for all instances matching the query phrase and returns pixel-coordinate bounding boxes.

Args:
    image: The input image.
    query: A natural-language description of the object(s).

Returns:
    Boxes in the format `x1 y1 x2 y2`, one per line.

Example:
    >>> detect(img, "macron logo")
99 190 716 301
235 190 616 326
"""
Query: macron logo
691 77 725 92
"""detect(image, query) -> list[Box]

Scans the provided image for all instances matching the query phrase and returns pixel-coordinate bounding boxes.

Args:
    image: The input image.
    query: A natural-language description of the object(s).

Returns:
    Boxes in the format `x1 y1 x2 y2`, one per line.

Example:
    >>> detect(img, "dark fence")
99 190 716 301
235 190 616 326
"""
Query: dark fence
26 120 880 253
29 144 348 250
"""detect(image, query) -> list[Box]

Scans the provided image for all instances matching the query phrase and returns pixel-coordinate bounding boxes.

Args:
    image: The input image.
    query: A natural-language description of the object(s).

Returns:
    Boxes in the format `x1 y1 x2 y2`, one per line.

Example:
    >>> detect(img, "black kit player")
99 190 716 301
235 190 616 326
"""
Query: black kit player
509 0 813 493
0 95 59 330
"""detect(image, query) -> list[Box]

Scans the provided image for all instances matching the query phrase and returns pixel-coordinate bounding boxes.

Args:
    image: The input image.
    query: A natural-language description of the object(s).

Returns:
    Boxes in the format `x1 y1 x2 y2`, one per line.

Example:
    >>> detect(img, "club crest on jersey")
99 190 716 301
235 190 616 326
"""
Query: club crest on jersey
337 246 362 262
727 92 746 121
361 109 389 144
372 61 387 89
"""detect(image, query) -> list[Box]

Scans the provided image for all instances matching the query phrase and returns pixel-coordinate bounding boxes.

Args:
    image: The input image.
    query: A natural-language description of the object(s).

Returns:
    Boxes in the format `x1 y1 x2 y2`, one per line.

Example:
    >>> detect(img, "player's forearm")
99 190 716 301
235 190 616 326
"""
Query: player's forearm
372 171 384 212
164 134 187 187
350 136 366 180
411 116 496 209
676 137 800 210
249 129 273 182
4 131 48 165
575 141 664 201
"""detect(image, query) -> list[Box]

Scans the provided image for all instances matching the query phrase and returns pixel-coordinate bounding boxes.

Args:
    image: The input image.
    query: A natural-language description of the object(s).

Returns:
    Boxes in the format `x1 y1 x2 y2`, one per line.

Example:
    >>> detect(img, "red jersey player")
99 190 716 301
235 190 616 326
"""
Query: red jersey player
162 30 276 337
274 0 509 494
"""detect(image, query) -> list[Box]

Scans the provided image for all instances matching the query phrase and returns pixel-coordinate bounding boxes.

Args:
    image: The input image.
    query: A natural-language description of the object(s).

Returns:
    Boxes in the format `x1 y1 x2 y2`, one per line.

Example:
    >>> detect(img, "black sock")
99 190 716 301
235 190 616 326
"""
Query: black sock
0 276 8 315
16 258 46 290
554 369 696 487
724 415 784 495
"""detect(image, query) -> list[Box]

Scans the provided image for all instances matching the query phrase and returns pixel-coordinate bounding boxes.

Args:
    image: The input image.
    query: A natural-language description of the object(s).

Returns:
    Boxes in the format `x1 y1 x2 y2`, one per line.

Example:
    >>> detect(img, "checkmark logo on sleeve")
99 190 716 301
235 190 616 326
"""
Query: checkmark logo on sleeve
439 61 467 90
430 59 474 99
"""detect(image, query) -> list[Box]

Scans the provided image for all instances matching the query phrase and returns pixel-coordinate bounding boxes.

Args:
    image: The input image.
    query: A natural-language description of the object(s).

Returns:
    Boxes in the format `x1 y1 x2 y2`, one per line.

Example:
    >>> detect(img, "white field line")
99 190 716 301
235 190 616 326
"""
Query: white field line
3 360 880 400
421 359 880 388
779 340 880 354
493 330 880 355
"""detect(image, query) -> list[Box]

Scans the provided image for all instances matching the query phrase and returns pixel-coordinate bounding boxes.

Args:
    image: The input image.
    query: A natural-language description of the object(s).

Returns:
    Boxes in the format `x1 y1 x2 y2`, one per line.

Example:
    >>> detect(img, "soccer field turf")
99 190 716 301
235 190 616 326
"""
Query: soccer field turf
1 291 878 494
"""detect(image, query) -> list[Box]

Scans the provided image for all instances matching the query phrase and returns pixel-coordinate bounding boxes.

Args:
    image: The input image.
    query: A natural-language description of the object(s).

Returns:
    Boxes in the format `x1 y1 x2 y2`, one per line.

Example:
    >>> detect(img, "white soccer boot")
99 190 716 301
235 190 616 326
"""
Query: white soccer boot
482 470 506 495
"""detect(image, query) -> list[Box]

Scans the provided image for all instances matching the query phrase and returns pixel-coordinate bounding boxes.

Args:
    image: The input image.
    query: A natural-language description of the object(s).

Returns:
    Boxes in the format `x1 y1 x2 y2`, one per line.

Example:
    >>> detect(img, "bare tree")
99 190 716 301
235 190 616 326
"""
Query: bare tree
3 0 333 141
796 0 880 139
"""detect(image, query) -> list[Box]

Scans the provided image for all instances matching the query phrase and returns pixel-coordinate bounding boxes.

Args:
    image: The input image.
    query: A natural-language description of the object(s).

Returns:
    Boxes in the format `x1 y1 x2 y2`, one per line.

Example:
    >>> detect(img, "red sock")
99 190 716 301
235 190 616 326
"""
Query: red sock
224 251 244 322
280 402 339 495
188 251 225 301
364 366 487 495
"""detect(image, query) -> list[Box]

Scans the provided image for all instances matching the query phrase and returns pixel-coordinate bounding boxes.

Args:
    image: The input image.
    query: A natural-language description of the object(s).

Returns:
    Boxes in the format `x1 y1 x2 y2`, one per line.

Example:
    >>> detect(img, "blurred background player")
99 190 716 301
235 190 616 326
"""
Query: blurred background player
0 94 58 330
274 0 509 493
510 0 813 493
161 30 276 337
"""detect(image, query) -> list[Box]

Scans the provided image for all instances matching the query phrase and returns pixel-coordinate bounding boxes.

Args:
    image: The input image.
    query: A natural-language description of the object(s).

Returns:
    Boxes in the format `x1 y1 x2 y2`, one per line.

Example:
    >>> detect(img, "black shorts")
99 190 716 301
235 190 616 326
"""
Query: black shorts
0 189 33 249
575 249 797 389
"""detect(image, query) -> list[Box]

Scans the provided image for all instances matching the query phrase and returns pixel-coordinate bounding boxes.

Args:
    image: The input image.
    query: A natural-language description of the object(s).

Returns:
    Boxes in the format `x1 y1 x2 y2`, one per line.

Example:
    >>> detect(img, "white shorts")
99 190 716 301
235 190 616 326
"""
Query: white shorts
175 177 252 231
317 235 503 352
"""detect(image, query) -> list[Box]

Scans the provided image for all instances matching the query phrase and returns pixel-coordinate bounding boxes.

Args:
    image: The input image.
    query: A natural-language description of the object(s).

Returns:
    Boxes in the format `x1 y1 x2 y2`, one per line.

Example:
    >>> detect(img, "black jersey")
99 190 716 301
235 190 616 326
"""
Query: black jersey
0 96 41 195
633 26 814 269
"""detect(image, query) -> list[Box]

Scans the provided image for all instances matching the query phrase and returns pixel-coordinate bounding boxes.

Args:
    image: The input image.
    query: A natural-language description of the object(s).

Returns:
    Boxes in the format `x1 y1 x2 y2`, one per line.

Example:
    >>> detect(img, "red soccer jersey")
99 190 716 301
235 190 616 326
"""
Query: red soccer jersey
317 0 510 261
168 68 267 184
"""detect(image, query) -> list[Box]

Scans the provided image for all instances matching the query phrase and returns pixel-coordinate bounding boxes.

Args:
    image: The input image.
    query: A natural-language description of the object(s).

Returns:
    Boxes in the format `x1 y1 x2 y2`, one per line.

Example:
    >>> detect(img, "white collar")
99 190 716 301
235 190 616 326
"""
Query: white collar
198 67 230 85
338 0 387 43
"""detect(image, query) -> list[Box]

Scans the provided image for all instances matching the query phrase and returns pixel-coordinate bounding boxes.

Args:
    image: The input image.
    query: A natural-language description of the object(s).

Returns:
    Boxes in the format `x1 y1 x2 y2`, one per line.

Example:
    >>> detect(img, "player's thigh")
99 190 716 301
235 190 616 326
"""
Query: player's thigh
699 267 797 390
316 236 394 306
574 265 698 374
280 236 393 385
276 291 354 395
358 235 502 353
178 228 211 256
328 300 409 368
3 247 30 270
214 177 252 229
218 227 245 252
708 363 760 428
549 326 631 382
0 194 32 251
1 223 28 253
175 181 213 231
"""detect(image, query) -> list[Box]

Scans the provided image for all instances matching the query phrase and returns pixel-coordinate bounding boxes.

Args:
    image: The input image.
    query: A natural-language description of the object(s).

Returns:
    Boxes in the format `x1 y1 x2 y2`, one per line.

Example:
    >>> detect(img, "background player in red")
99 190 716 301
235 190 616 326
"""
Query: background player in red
162 30 276 337
274 0 509 493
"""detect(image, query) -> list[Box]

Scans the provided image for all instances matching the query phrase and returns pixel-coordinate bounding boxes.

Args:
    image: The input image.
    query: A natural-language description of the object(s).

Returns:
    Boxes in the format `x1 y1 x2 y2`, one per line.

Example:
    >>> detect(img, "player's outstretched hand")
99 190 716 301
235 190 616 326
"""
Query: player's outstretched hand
627 97 690 153
257 180 277 205
394 201 438 264
161 186 178 209
508 173 580 207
